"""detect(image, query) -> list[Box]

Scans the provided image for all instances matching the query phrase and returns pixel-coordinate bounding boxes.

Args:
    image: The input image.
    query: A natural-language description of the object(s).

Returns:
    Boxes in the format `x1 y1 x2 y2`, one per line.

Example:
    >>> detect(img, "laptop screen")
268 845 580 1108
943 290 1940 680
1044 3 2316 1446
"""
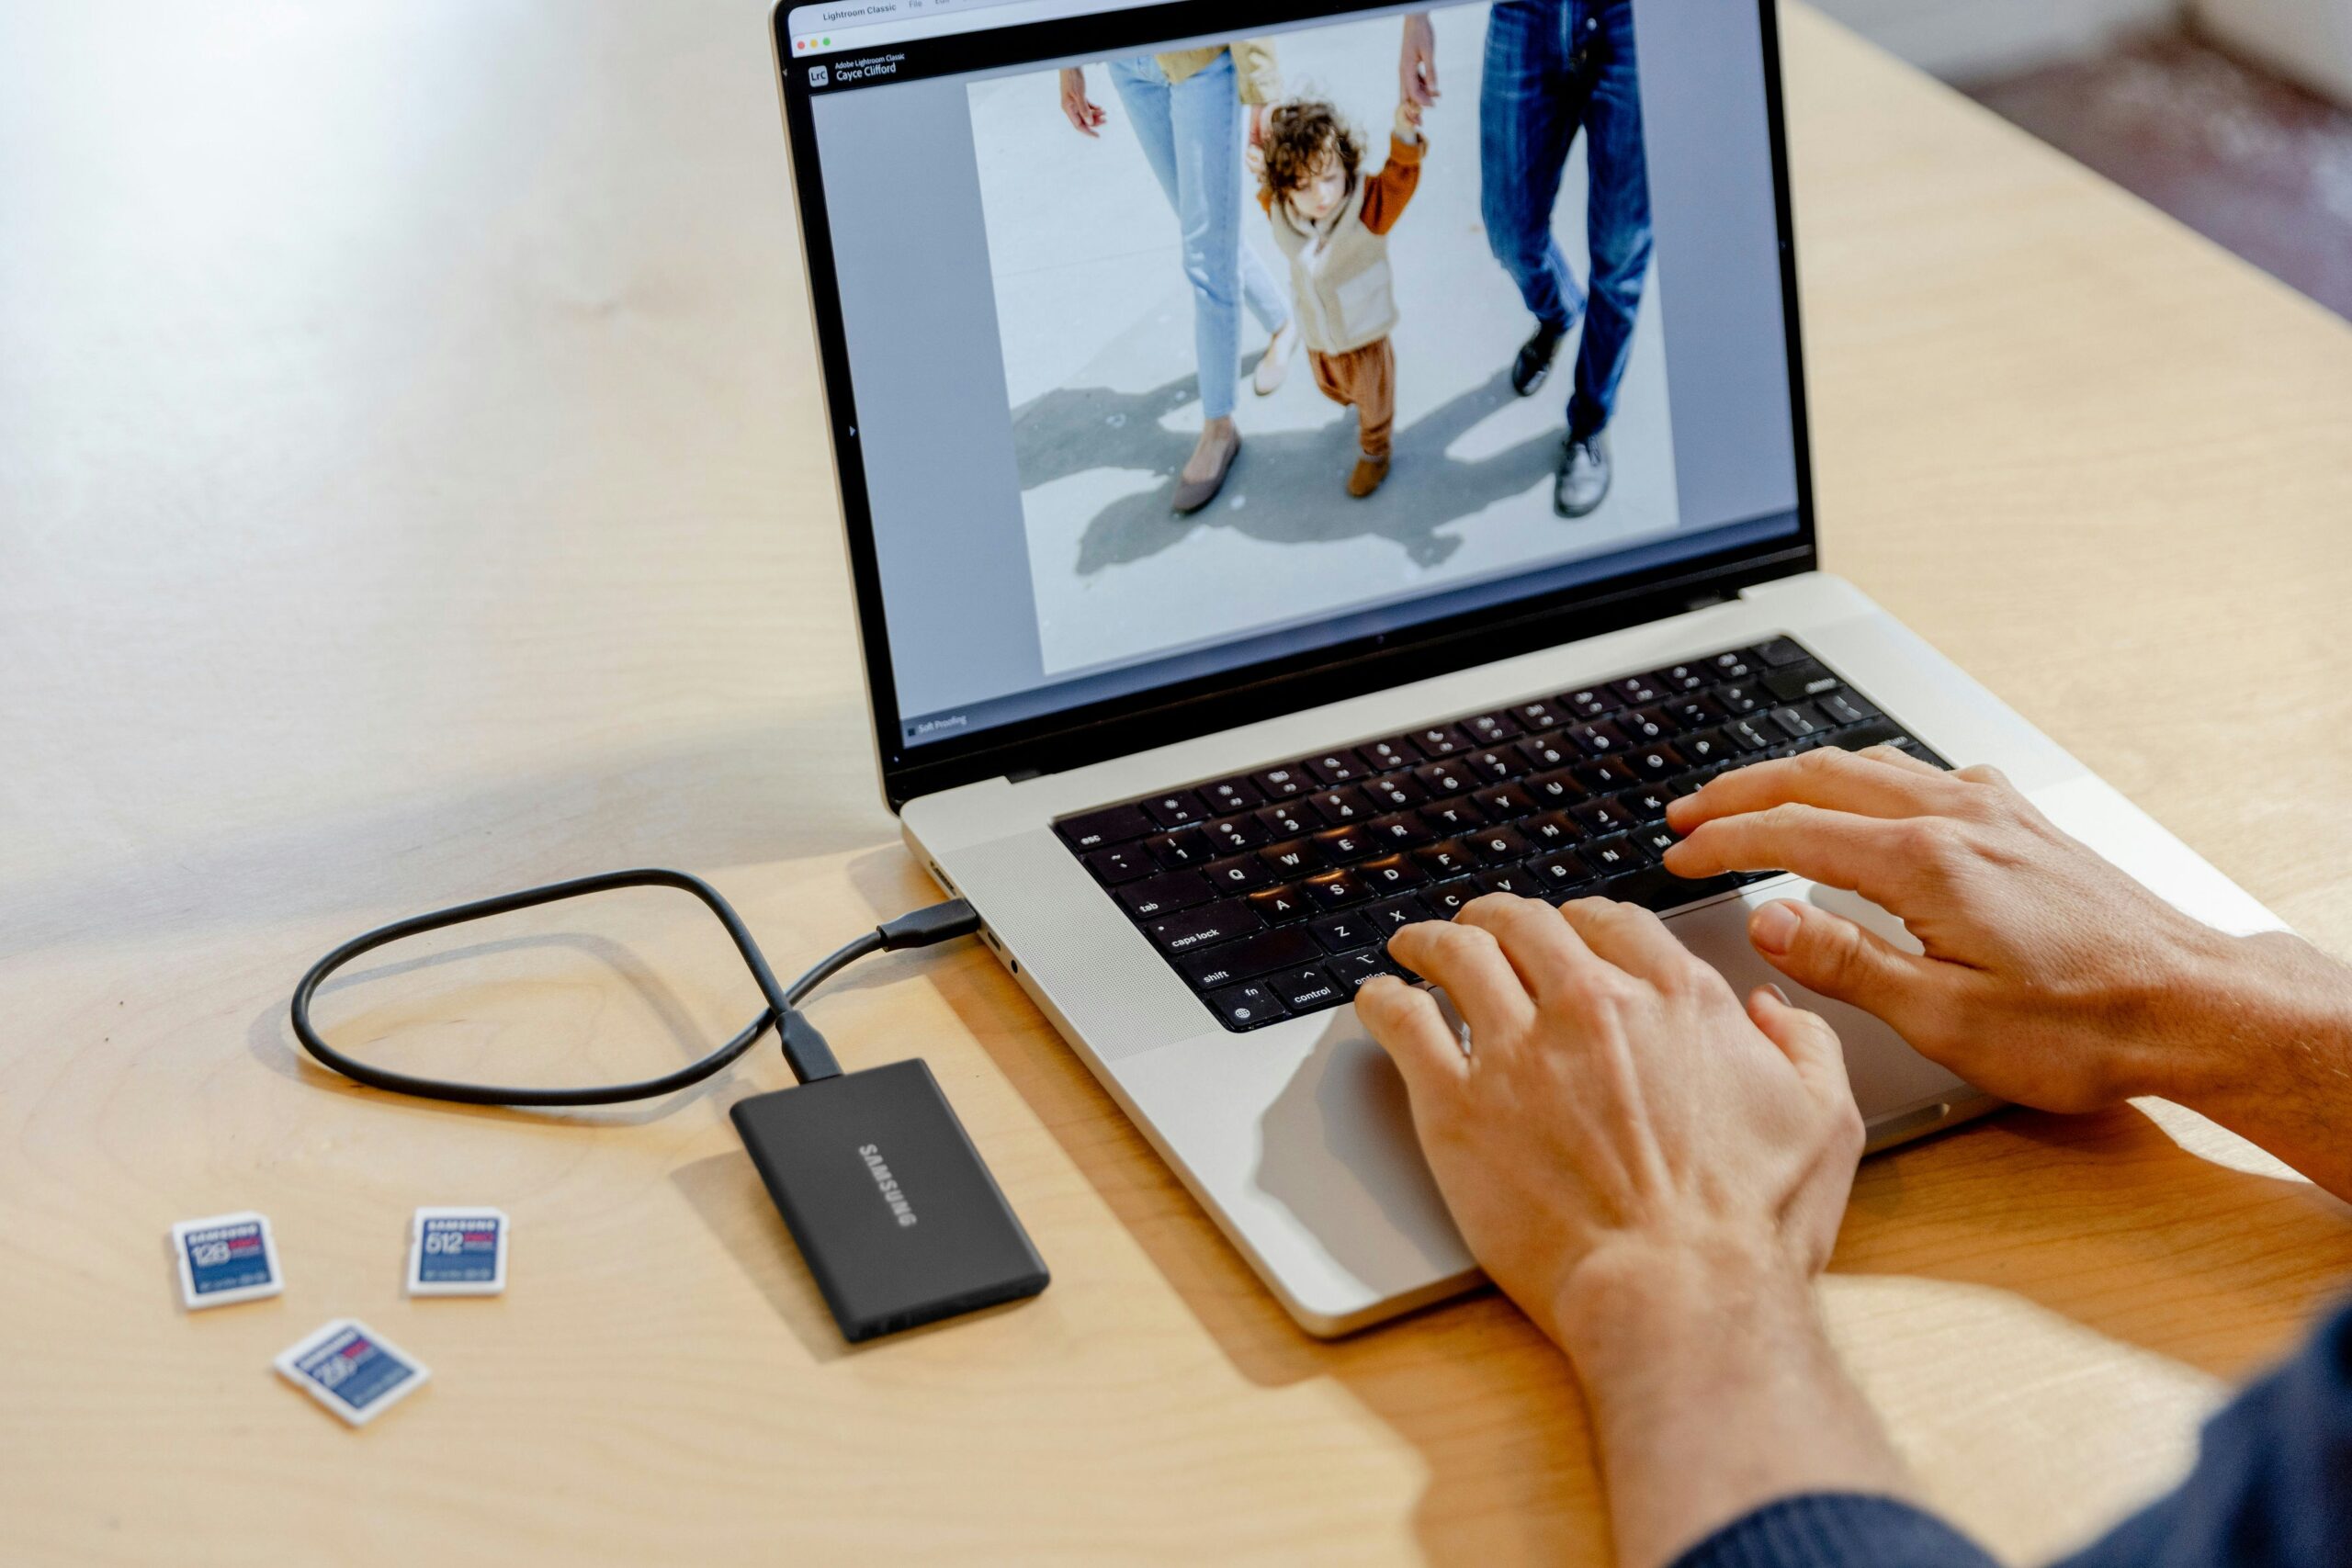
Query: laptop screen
776 0 1808 785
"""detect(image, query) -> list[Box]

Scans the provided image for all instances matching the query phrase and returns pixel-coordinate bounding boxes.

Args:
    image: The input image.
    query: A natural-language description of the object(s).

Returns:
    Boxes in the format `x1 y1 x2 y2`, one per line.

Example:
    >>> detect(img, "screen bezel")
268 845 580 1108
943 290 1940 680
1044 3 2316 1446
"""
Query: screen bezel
770 0 1817 810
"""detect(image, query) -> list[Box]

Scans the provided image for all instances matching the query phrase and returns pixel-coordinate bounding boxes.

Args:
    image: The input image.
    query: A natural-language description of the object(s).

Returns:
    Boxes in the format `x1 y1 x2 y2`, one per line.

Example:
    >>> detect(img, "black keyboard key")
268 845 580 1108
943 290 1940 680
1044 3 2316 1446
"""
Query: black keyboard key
1518 730 1576 771
1414 758 1477 797
1677 728 1736 767
1305 750 1365 784
1524 768 1587 807
1708 649 1756 680
1202 814 1269 854
1271 965 1346 1012
1304 868 1372 908
1205 982 1286 1030
1768 704 1826 739
1423 878 1481 918
1620 784 1675 822
1246 884 1313 924
1474 783 1537 822
1419 796 1486 833
1575 754 1640 791
1724 716 1777 752
1818 690 1881 727
1142 791 1209 829
1633 824 1681 860
1628 744 1685 781
1366 813 1435 851
1356 854 1428 896
1204 854 1277 895
1463 711 1522 745
1600 866 1742 912
1309 786 1374 825
1831 719 1908 752
1750 637 1810 668
1148 900 1266 954
1669 694 1726 729
1559 687 1616 721
1084 845 1156 885
1476 863 1541 897
1255 763 1314 799
1311 909 1383 953
1521 810 1583 848
1466 824 1531 863
1364 894 1429 932
1414 840 1478 878
1360 773 1426 812
1525 849 1598 897
1648 662 1712 694
1329 950 1404 992
1201 776 1265 815
1612 673 1666 707
1762 662 1843 704
1579 836 1650 877
1573 797 1640 836
1312 825 1378 863
1566 720 1633 757
1358 736 1422 773
1514 698 1569 730
1180 926 1324 990
1119 870 1214 919
1411 724 1471 757
1256 800 1317 839
1622 706 1677 743
1463 747 1525 784
1259 839 1326 878
1057 804 1153 852
1713 682 1766 715
1146 828 1213 870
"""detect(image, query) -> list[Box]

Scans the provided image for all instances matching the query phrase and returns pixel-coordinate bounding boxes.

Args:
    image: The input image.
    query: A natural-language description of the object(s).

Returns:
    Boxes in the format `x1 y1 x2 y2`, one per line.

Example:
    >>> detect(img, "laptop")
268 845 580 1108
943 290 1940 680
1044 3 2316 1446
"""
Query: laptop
767 0 2285 1334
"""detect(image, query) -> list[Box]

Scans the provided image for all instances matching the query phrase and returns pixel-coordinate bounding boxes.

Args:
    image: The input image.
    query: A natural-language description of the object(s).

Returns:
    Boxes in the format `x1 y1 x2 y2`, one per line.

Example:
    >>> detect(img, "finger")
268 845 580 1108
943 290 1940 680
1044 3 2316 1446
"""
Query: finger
1745 899 1953 1039
1555 898 1699 989
1357 976 1469 1095
1667 747 1964 835
1661 805 1919 905
1388 919 1538 1041
1454 894 1597 998
1745 984 1849 1100
1860 742 1941 777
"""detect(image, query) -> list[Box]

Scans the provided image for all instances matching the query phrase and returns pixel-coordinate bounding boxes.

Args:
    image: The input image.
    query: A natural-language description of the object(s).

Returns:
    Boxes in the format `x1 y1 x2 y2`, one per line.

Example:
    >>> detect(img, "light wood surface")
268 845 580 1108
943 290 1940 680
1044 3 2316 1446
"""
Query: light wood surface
4 5 2349 1563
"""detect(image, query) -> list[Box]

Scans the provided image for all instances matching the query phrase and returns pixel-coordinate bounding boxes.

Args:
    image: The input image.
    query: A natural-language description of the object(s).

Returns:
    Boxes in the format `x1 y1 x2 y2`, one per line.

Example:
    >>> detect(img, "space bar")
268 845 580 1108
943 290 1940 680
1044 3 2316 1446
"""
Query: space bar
1176 927 1321 991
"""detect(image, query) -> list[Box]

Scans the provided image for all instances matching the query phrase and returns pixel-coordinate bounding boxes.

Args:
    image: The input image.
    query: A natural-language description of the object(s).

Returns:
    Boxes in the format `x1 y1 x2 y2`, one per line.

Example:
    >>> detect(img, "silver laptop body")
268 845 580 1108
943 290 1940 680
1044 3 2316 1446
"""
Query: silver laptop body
771 0 2286 1334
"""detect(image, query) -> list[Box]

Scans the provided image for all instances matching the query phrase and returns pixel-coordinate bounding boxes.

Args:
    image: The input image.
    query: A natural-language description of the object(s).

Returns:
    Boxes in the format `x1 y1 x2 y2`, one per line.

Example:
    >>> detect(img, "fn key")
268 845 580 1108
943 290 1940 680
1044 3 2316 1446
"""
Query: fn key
1205 982 1287 1031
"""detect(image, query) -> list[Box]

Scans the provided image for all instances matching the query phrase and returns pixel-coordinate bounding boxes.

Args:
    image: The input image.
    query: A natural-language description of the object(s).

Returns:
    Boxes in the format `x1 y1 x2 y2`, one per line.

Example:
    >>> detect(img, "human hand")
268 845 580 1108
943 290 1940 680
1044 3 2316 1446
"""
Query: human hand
1398 12 1440 109
1394 100 1423 141
1358 896 1863 1356
1662 746 2235 1113
1058 67 1105 137
1245 140 1266 182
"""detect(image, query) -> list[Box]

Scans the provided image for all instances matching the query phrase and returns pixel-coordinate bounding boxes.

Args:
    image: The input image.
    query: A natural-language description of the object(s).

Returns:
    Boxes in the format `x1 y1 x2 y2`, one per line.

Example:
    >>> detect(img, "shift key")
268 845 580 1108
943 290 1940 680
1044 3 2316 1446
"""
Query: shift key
1178 926 1321 991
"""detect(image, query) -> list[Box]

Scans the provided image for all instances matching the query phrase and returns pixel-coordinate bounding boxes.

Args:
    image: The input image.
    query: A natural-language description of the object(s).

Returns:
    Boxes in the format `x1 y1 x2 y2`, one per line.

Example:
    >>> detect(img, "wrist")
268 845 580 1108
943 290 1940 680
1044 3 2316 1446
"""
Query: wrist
1553 1232 1816 1395
2143 929 2352 1106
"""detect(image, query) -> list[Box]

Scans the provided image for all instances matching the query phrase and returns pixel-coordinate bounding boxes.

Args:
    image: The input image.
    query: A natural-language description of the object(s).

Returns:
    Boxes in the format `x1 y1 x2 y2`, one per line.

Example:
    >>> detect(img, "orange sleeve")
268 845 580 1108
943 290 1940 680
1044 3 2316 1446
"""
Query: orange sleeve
1258 184 1274 218
1359 133 1425 237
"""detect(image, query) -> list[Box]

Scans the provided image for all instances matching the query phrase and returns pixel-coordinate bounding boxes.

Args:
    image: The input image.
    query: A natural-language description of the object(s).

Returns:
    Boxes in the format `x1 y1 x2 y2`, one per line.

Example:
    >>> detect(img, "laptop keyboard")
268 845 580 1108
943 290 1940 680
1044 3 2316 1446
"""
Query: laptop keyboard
1052 637 1946 1032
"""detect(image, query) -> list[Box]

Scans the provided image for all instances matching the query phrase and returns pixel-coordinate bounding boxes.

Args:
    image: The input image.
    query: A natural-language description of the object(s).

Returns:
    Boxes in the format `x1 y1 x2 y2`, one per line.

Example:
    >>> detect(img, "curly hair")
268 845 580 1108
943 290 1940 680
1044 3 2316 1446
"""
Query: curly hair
1260 98 1363 205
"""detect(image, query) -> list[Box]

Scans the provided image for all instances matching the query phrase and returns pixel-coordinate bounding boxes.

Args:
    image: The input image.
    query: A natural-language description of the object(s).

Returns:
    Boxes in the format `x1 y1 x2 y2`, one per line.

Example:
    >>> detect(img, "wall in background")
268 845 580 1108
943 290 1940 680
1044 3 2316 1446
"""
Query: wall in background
2195 0 2352 104
1810 0 2183 77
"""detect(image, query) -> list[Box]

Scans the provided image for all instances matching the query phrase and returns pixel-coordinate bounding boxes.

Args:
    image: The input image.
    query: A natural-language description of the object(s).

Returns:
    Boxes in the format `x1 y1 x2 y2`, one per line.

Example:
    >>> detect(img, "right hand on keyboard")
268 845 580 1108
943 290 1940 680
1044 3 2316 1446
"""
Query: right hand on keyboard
1660 745 2242 1115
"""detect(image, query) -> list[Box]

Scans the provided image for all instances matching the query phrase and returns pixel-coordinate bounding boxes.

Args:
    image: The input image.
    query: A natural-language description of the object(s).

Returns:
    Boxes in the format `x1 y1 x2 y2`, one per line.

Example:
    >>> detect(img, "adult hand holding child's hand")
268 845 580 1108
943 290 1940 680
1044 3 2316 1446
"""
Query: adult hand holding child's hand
1057 67 1106 137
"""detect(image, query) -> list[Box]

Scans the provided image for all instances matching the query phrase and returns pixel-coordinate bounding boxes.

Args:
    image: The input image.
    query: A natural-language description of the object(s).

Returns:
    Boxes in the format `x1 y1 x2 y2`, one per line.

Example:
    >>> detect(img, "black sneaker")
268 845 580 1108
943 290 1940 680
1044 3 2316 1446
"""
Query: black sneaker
1554 430 1611 518
1511 321 1566 398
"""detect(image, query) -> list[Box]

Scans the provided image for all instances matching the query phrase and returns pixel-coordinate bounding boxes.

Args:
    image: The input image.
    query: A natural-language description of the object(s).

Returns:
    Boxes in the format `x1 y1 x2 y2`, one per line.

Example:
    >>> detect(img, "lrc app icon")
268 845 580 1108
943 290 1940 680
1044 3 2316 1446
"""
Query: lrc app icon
808 64 829 87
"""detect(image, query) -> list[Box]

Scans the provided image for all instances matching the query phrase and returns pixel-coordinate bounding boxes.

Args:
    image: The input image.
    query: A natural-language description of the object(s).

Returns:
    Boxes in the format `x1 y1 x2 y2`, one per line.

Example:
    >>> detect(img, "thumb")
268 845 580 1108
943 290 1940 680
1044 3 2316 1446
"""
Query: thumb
1747 899 1946 1038
1746 983 1849 1096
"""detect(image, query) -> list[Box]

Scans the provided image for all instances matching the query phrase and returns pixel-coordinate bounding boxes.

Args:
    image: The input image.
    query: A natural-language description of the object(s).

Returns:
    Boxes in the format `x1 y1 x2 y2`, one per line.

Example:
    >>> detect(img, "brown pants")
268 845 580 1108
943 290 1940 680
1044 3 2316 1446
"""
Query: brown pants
1310 337 1396 460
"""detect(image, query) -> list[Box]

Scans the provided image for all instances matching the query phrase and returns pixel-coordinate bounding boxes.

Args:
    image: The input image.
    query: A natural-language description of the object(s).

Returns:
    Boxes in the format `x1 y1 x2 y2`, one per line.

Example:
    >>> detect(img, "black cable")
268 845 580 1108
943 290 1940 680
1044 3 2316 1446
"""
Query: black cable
288 868 979 1109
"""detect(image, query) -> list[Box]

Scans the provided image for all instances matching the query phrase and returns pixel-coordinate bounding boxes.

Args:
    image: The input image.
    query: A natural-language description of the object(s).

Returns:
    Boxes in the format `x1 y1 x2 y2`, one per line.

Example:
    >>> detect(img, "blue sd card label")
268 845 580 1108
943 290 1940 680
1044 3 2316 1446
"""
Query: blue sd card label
407 1207 508 1296
170 1211 283 1309
275 1319 430 1427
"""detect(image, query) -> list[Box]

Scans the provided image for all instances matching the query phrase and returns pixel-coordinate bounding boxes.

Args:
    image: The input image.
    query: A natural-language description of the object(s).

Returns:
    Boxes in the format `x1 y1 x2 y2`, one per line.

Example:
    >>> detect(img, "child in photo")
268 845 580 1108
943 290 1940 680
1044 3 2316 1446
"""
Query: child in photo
1252 93 1424 498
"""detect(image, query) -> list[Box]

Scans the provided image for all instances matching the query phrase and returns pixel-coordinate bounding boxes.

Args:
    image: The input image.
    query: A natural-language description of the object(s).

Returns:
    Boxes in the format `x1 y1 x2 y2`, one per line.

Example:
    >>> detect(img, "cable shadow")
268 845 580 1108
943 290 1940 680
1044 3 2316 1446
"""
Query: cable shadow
1009 367 1566 576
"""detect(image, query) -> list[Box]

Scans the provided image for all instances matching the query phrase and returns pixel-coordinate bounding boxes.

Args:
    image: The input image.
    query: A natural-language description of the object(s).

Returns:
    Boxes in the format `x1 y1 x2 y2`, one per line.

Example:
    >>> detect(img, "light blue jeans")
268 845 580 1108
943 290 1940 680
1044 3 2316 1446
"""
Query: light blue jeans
1110 51 1290 424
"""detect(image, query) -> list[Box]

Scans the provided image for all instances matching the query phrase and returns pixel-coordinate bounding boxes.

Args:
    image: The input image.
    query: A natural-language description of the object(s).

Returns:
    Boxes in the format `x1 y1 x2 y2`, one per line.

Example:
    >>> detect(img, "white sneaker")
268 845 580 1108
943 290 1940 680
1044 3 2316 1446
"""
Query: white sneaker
1253 320 1299 397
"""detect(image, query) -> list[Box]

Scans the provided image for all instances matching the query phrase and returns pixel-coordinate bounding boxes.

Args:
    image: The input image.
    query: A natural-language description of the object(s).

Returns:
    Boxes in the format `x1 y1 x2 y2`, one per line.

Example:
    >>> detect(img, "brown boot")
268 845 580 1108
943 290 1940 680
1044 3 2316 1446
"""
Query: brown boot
1346 453 1390 499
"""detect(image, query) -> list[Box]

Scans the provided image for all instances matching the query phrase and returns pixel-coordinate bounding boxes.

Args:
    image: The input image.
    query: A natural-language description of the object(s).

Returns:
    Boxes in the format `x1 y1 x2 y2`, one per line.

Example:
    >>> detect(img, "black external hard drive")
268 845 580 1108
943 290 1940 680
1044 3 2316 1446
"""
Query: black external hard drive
729 1059 1048 1343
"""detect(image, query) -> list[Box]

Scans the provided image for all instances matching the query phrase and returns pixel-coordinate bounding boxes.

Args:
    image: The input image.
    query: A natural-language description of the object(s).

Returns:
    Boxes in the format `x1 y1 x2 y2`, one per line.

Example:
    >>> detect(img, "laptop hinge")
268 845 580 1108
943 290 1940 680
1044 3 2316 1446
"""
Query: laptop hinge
1683 590 1734 613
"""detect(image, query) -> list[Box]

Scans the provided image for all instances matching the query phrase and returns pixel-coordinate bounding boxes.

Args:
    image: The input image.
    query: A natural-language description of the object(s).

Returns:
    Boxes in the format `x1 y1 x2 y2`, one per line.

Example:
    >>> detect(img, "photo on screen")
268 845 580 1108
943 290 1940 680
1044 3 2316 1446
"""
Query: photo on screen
965 3 1680 680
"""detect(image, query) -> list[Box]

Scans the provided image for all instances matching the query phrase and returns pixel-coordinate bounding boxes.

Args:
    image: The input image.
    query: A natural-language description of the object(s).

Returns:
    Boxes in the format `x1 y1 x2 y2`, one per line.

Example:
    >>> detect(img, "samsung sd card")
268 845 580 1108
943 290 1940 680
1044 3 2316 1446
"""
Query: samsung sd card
405 1206 508 1296
170 1211 283 1310
274 1319 430 1427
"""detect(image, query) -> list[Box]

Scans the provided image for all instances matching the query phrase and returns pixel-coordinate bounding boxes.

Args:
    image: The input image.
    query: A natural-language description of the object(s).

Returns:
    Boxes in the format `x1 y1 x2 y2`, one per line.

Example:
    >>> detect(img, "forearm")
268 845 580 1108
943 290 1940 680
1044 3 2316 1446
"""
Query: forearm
2154 931 2352 1202
1557 1238 1912 1568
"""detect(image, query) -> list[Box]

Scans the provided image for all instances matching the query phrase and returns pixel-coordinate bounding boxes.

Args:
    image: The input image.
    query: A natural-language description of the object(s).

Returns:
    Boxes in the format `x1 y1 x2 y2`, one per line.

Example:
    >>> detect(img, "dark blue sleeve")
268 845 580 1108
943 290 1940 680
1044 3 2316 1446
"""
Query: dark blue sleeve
1670 1299 2352 1568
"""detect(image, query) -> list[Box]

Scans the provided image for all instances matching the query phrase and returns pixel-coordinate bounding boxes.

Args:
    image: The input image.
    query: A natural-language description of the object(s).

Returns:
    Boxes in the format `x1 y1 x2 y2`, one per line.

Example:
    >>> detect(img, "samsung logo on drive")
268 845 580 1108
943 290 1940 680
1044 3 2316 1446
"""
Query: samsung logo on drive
859 1144 917 1227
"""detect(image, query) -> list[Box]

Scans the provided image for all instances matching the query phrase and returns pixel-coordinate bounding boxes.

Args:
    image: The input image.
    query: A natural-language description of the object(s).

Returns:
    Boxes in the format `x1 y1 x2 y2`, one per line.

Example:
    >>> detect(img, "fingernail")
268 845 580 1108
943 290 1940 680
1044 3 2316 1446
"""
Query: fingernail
1766 984 1792 1006
1751 901 1801 955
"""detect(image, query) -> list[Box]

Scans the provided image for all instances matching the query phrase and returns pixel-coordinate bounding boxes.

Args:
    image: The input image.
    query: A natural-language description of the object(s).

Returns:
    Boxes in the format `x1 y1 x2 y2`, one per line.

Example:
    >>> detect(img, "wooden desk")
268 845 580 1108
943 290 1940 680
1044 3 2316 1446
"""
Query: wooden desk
4 5 2348 1562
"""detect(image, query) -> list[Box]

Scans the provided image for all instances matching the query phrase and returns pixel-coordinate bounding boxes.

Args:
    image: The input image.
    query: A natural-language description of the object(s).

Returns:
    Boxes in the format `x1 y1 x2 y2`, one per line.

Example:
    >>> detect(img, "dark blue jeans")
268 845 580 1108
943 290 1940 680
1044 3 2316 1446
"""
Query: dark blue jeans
1479 0 1653 440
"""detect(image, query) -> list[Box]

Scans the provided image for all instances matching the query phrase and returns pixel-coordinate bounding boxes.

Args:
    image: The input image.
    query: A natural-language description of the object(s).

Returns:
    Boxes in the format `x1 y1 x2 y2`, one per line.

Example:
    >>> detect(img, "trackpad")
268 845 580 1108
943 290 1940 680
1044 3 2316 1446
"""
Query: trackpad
1663 883 1973 1120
